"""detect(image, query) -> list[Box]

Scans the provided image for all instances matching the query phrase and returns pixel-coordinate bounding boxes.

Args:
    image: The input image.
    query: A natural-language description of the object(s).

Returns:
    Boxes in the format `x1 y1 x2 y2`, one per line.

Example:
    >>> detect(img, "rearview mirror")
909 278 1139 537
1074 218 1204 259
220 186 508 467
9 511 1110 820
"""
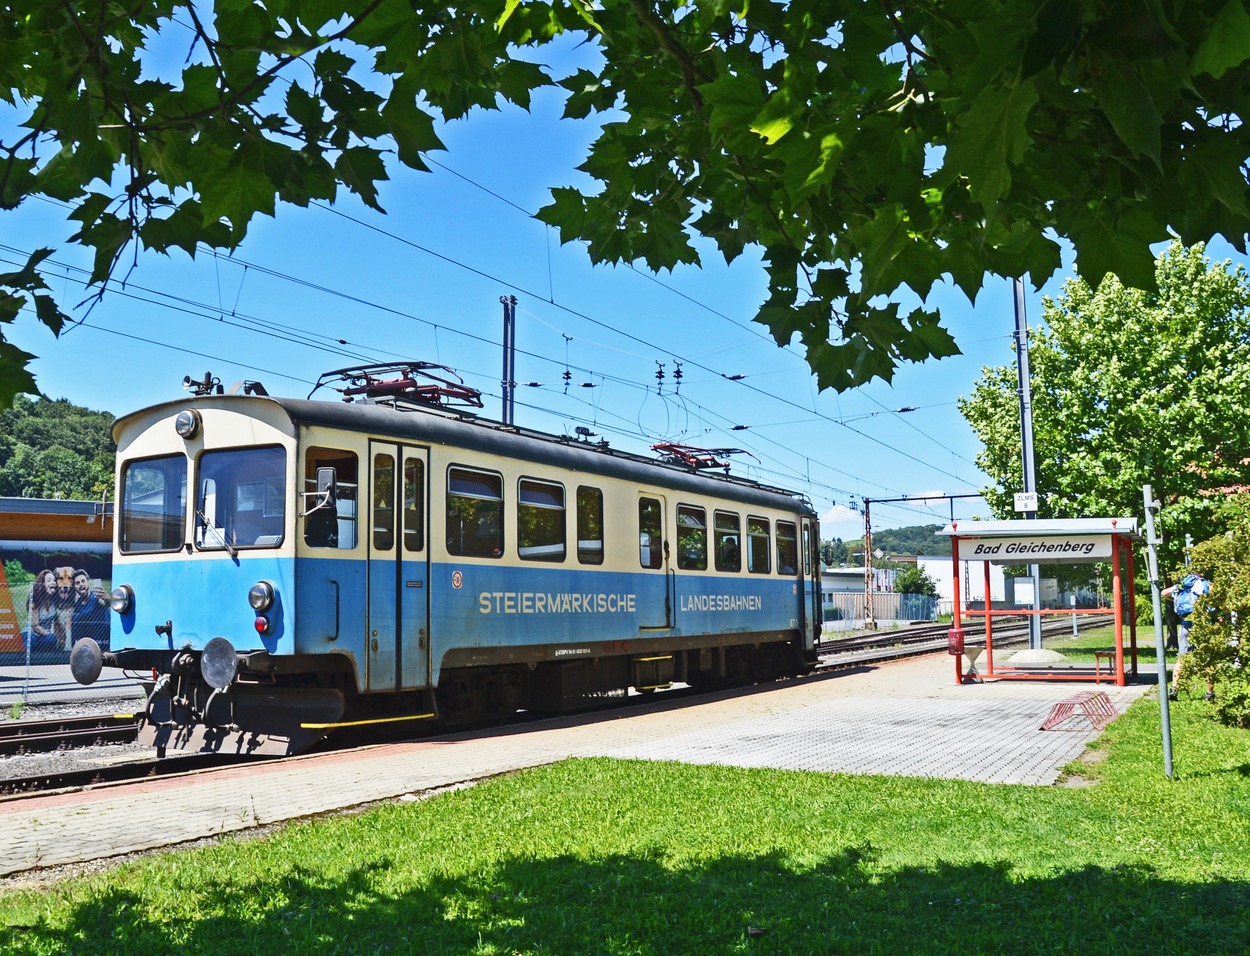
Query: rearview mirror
316 467 337 508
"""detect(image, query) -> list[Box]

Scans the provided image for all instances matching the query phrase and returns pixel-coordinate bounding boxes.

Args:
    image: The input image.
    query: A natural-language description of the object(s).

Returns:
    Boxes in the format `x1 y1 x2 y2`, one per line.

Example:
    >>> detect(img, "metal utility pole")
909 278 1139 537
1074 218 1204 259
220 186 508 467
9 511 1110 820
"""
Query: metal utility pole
863 499 876 630
501 295 517 425
1014 278 1042 649
860 493 983 628
1142 484 1174 778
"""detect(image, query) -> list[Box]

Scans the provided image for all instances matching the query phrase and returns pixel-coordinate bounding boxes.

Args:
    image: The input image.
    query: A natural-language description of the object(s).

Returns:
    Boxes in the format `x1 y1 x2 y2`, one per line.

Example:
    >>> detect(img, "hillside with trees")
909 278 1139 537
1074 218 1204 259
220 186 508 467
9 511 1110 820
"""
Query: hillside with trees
822 524 950 567
0 396 115 500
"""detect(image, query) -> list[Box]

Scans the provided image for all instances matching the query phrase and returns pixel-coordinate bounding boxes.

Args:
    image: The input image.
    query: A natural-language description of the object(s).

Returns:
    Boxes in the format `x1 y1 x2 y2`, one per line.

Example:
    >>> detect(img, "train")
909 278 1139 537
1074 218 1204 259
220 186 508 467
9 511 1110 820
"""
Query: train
70 363 822 755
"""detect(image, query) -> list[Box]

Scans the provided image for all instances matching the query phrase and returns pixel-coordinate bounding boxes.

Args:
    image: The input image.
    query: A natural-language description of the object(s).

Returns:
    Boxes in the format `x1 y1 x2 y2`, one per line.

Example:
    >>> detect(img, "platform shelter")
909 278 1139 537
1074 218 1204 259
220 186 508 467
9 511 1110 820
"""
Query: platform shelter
938 518 1140 686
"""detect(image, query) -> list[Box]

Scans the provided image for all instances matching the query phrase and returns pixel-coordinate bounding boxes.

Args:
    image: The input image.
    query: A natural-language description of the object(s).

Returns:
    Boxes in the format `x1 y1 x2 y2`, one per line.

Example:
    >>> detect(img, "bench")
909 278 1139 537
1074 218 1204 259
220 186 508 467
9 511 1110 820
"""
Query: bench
1093 649 1117 683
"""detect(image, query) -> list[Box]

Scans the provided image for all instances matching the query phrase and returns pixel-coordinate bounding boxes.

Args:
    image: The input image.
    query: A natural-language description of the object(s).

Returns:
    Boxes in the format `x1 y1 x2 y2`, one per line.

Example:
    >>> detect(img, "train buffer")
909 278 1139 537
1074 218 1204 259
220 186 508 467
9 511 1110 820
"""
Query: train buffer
1040 690 1118 732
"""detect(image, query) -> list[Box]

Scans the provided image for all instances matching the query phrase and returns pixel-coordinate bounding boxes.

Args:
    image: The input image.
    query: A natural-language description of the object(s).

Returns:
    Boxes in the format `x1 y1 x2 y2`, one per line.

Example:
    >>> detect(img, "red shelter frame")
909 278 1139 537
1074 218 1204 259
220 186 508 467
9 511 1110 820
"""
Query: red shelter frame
941 518 1140 686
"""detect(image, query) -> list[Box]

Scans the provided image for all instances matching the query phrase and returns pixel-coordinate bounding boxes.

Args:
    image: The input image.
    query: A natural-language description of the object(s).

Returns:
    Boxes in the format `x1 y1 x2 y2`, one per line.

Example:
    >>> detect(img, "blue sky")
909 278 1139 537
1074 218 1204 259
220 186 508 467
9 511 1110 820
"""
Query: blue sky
7 36 1231 542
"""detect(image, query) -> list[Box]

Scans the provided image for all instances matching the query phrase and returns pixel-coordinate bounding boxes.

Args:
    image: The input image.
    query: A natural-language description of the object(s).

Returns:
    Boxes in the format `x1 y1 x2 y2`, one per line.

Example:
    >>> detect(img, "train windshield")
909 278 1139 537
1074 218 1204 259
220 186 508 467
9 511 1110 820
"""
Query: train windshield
195 446 287 551
120 455 188 553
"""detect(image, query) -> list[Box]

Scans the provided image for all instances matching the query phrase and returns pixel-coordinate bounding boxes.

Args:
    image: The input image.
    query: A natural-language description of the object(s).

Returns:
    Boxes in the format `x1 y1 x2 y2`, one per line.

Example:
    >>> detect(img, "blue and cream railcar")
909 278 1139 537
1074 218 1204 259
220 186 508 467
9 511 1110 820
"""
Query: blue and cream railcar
72 384 821 754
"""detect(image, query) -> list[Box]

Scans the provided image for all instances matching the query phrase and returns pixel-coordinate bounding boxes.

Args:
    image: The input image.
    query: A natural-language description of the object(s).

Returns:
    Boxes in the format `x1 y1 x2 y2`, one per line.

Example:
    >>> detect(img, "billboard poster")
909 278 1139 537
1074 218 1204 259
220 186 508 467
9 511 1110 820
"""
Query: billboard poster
0 545 112 664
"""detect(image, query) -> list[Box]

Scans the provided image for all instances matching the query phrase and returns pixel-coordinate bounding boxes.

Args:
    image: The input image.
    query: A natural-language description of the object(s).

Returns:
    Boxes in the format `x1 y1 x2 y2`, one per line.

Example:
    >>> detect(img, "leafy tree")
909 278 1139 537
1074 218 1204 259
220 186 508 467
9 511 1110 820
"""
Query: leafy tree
893 566 939 597
1182 504 1250 727
0 395 115 498
960 242 1250 571
4 2 1250 404
820 538 847 567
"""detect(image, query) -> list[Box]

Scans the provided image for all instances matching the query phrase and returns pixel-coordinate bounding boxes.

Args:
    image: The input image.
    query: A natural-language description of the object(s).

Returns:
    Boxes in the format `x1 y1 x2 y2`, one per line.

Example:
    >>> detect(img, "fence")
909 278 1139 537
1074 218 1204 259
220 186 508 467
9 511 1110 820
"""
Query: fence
822 591 939 631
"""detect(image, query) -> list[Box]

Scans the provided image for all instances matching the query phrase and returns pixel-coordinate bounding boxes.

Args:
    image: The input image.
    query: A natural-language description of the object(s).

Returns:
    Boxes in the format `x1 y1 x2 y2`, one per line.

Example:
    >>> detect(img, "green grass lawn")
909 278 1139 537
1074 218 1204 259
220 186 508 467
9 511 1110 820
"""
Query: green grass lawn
1 691 1248 955
1039 623 1168 664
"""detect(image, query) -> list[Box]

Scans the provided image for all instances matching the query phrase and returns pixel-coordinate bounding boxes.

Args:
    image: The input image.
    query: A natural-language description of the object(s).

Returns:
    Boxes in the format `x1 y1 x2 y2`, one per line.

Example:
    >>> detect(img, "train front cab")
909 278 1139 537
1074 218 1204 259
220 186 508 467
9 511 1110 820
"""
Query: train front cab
71 399 359 755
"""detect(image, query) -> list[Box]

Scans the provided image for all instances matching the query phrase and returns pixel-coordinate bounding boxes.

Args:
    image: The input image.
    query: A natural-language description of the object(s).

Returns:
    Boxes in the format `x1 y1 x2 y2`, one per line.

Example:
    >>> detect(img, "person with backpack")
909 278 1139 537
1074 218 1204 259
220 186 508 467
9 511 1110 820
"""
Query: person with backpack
1161 571 1215 702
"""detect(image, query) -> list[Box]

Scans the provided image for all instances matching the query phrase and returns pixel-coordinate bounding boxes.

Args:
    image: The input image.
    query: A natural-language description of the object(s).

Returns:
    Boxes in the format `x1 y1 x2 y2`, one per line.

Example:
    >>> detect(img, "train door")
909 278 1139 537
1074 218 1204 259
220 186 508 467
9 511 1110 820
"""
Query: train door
638 494 672 629
367 442 430 692
802 518 820 648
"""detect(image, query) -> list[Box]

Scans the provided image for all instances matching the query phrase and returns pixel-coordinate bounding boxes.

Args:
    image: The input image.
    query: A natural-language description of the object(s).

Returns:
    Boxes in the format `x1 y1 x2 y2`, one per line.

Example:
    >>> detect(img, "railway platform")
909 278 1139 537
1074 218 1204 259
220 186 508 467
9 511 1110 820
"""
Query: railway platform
0 652 1155 880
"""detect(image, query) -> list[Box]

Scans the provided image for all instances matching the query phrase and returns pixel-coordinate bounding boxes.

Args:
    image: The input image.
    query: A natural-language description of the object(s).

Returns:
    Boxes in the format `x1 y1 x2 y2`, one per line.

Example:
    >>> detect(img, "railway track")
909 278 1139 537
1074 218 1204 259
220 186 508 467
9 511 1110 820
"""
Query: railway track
0 752 267 798
0 713 140 758
0 614 1117 796
816 614 1117 668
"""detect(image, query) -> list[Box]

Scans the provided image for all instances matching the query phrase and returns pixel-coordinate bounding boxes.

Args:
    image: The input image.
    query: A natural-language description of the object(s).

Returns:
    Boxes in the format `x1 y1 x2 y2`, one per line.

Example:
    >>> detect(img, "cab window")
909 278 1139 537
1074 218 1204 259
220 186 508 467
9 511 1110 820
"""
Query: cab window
120 455 187 553
303 448 358 549
196 446 286 550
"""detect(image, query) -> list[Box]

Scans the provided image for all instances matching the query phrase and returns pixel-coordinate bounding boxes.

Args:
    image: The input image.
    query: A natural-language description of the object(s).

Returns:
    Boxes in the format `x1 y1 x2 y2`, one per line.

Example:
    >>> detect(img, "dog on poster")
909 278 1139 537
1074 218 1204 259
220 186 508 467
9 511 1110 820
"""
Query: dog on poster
53 565 77 650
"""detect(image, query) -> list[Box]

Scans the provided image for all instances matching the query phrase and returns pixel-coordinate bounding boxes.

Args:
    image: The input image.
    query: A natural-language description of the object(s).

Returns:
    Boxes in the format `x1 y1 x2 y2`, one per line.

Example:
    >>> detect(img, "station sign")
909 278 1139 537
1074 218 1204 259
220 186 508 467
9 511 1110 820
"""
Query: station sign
960 533 1114 564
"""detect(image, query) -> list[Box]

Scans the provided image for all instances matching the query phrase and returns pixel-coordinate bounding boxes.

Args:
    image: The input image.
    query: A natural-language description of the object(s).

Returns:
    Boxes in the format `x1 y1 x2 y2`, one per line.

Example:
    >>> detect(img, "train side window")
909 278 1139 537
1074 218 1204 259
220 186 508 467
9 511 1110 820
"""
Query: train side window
747 516 771 574
304 448 358 549
713 511 740 572
776 521 798 575
120 454 187 553
519 478 565 561
676 505 707 570
638 497 663 569
373 453 395 551
803 522 813 576
403 456 424 553
447 467 503 558
576 486 604 565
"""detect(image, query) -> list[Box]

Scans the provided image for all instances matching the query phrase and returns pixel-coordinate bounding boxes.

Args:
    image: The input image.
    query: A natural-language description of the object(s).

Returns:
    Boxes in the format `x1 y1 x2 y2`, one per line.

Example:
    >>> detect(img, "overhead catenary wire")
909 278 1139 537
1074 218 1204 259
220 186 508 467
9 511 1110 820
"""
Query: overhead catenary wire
13 150 993 525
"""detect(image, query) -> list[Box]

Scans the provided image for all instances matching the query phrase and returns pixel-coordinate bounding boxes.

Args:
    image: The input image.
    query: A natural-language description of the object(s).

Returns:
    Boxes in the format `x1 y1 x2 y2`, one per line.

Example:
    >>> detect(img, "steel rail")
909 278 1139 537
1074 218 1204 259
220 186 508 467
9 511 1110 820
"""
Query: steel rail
0 714 140 758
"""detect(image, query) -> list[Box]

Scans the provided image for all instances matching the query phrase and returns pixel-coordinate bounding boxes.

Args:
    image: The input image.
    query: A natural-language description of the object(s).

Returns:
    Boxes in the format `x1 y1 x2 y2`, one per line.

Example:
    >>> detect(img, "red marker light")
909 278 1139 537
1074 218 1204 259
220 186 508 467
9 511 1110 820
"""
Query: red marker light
254 616 270 634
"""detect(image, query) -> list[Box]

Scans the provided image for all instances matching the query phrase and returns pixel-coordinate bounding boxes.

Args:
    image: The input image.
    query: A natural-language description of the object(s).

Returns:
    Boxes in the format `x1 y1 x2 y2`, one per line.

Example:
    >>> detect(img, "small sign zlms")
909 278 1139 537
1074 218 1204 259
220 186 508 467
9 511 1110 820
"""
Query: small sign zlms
1014 492 1039 513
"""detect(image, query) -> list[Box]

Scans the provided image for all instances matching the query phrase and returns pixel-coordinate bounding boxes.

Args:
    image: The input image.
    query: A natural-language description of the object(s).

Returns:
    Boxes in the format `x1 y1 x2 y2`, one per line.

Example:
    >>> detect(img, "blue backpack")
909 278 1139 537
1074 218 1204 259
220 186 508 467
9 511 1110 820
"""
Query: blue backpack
1173 573 1209 617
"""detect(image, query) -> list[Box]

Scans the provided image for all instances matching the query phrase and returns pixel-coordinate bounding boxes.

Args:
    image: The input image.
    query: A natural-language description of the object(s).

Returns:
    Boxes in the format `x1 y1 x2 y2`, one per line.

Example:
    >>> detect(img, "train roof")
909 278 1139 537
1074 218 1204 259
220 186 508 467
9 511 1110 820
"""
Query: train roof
115 393 816 516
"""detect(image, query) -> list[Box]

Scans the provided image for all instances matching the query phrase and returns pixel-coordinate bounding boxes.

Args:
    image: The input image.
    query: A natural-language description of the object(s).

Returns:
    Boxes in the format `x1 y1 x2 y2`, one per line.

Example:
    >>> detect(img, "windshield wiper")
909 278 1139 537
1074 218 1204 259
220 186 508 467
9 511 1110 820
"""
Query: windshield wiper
196 508 237 558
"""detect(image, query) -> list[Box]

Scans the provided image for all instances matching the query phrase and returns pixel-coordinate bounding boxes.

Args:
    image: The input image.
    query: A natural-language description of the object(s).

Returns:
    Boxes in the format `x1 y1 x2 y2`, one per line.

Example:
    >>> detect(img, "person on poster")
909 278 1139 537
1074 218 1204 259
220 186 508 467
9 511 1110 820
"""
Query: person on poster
71 568 110 650
22 569 58 652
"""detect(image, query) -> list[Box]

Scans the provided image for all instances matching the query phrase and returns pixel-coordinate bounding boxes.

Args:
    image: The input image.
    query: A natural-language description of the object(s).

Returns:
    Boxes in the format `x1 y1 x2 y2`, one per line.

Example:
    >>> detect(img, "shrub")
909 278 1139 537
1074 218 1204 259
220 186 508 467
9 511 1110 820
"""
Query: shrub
1181 508 1250 727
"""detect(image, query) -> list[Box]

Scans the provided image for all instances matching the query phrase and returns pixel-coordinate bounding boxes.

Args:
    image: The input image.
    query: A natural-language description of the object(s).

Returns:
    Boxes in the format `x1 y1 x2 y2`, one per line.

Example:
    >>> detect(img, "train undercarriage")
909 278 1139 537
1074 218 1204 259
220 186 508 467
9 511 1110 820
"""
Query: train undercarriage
71 633 815 757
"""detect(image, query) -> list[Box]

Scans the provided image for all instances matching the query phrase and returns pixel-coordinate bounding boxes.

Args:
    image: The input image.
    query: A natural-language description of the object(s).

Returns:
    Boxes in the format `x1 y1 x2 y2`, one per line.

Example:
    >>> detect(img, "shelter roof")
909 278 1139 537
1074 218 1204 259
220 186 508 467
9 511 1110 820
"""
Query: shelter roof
937 518 1138 538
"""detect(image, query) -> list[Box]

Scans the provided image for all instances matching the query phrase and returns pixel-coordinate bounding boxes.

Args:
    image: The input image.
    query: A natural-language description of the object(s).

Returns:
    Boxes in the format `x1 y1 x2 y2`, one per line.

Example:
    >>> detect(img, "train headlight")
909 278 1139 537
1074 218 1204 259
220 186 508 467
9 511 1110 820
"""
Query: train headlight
247 580 275 612
109 584 134 614
174 409 201 440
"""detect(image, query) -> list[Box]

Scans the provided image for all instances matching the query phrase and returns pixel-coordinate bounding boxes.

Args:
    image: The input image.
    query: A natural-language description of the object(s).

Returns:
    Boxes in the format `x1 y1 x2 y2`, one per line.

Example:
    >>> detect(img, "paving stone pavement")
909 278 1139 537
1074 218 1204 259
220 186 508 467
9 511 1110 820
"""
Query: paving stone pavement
0 653 1156 878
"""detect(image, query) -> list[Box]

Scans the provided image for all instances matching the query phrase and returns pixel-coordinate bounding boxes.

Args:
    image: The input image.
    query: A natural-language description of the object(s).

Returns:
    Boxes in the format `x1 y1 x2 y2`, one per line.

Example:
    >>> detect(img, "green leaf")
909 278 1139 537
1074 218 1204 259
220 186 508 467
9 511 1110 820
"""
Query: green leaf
1072 202 1167 291
942 80 1040 208
697 71 765 144
32 293 67 336
382 81 445 171
1192 0 1250 78
1090 59 1161 164
334 147 389 212
560 69 617 120
536 188 588 243
0 336 39 407
199 163 277 239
